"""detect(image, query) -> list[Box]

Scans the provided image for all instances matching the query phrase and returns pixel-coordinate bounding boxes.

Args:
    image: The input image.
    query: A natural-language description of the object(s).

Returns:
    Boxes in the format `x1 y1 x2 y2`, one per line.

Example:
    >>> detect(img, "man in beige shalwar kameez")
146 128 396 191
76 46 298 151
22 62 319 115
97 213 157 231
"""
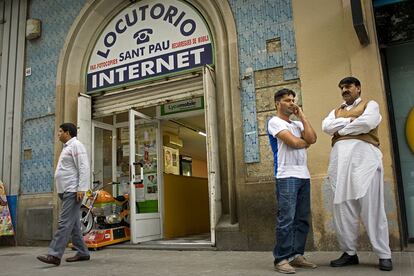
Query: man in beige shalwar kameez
322 77 392 271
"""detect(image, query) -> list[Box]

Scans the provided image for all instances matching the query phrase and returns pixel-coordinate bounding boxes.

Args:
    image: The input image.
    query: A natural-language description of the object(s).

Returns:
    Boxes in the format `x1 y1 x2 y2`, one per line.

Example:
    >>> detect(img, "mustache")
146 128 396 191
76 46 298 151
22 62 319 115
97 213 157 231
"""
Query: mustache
342 91 350 96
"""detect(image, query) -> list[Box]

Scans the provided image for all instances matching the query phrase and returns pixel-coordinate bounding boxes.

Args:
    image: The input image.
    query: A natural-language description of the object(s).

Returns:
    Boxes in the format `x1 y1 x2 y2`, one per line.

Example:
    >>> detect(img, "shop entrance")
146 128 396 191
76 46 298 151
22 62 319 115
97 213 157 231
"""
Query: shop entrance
159 104 209 242
87 90 213 245
79 67 220 245
91 110 162 243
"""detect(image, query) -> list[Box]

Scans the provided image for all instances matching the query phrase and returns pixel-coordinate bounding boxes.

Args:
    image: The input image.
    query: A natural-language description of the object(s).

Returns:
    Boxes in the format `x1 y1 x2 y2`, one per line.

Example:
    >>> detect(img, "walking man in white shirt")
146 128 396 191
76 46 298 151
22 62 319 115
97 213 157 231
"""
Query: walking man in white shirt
268 89 317 274
322 77 392 271
37 123 90 266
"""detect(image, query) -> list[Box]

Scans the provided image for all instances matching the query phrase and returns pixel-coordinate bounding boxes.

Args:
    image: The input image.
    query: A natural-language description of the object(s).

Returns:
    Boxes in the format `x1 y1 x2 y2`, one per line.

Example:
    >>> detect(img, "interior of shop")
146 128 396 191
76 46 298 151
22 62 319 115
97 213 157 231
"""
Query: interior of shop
91 104 210 244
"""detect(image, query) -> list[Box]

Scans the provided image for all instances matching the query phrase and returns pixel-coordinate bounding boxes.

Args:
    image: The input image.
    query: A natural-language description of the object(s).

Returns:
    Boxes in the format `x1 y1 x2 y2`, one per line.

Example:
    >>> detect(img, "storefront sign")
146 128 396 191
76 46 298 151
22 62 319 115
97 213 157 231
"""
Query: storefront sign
86 0 213 93
160 97 203 116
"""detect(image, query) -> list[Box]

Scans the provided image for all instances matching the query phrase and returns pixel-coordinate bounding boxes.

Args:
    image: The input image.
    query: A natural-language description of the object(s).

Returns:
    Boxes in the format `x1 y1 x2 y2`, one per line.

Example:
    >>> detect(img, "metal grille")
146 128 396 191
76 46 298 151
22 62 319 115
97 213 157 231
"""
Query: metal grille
92 72 203 118
26 207 53 240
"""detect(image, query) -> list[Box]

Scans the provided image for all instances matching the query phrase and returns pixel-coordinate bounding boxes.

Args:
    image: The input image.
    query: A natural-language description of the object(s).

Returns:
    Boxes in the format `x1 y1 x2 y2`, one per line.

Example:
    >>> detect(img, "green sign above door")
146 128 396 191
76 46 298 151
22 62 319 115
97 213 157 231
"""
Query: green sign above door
160 97 204 116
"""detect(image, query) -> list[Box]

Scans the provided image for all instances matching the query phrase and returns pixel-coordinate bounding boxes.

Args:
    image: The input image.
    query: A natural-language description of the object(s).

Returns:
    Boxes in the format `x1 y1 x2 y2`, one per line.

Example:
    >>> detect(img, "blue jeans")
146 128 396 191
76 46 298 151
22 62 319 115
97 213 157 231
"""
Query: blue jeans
273 177 310 263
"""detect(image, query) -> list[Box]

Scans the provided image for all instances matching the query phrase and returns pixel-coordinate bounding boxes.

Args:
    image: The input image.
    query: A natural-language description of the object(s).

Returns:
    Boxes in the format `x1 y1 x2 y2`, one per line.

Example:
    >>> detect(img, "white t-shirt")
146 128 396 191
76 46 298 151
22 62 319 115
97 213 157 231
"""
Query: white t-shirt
267 116 310 179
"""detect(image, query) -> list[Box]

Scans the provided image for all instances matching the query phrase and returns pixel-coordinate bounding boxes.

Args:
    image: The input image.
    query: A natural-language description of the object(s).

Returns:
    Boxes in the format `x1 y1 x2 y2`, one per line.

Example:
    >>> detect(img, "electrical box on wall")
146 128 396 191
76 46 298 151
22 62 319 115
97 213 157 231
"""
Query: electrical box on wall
26 18 42 40
163 133 183 148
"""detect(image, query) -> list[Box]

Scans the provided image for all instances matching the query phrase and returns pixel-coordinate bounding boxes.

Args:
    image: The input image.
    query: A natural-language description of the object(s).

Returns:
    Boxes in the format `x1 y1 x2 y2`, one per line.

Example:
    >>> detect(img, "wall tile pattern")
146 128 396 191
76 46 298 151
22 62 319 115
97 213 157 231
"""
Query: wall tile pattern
247 70 301 179
20 0 299 193
21 0 85 194
228 0 299 163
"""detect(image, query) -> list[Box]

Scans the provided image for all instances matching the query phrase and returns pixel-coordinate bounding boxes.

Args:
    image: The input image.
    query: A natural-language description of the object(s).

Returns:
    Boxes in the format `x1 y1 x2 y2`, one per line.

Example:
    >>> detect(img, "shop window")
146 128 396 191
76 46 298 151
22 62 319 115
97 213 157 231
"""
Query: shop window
374 1 414 46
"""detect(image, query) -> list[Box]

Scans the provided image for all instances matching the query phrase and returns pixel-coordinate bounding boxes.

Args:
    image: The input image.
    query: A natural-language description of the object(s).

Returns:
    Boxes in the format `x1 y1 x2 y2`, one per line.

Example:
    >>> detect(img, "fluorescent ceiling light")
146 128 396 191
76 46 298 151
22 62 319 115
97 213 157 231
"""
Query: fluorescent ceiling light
373 0 406 7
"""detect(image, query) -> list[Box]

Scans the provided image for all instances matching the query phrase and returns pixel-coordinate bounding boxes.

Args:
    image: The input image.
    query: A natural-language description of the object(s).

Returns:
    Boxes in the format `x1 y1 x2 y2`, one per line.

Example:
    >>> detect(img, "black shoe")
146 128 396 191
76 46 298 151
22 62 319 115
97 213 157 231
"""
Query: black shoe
66 254 90 262
36 254 61 266
379 259 393 271
330 252 359 267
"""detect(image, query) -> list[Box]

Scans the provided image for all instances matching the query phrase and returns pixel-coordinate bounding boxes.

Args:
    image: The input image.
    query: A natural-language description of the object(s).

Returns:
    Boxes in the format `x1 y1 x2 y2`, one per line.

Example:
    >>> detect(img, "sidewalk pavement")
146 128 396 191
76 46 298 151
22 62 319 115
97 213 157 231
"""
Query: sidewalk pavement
0 246 413 276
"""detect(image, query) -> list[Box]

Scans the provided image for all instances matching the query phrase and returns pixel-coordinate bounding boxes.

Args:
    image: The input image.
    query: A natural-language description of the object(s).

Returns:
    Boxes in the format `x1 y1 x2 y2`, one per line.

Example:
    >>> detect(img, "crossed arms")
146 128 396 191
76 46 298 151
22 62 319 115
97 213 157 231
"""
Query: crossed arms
322 101 382 136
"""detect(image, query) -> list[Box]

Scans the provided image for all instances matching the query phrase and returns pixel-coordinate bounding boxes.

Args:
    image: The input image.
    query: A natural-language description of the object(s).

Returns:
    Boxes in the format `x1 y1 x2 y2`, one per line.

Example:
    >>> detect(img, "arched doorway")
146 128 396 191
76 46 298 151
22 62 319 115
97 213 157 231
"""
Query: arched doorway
55 0 241 246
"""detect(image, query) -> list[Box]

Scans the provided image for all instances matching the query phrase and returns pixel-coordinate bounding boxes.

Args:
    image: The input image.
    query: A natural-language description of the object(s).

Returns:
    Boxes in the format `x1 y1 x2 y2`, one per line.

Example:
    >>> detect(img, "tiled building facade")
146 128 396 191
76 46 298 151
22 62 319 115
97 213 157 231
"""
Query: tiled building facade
1 0 412 251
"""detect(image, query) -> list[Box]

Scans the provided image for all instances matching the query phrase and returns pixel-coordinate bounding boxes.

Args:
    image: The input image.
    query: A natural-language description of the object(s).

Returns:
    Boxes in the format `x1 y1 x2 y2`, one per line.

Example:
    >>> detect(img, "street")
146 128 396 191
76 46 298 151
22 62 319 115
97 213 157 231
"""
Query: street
0 246 413 276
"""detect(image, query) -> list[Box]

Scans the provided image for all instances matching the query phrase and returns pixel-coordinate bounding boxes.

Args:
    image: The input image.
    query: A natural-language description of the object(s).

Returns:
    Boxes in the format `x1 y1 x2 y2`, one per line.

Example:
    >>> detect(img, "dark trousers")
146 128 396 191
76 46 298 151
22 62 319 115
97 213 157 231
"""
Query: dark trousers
273 177 310 263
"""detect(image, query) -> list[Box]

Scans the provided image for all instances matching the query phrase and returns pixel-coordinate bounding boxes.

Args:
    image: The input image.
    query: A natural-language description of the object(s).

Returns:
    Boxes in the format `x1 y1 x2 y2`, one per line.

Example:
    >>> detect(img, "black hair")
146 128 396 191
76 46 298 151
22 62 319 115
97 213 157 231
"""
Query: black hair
60 123 77 137
274 88 296 102
338 77 361 88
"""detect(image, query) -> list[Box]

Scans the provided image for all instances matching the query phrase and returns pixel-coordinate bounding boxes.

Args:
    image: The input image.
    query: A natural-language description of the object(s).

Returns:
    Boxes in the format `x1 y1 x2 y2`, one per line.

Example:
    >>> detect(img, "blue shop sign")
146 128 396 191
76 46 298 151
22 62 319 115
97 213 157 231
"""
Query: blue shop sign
86 0 214 93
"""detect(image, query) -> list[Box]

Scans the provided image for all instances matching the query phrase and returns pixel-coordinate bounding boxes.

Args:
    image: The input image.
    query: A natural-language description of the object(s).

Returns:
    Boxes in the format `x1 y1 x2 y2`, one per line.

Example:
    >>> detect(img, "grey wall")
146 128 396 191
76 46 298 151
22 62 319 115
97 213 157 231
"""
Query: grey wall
0 0 26 195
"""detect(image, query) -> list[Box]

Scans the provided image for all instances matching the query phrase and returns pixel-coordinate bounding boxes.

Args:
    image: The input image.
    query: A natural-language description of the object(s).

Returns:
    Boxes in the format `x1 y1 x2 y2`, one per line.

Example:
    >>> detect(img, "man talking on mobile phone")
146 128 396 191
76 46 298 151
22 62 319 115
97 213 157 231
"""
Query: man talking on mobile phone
268 89 317 274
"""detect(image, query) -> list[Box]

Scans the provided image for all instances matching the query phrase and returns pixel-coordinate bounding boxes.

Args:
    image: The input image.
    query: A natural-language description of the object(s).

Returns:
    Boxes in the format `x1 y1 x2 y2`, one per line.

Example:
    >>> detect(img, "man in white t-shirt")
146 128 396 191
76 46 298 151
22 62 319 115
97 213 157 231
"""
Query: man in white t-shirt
267 89 317 274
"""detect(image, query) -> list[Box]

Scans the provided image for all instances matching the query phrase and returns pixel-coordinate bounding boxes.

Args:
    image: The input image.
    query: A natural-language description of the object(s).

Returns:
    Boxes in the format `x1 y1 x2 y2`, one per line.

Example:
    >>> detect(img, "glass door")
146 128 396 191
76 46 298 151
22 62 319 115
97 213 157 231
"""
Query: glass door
386 42 414 241
129 109 162 243
92 121 116 190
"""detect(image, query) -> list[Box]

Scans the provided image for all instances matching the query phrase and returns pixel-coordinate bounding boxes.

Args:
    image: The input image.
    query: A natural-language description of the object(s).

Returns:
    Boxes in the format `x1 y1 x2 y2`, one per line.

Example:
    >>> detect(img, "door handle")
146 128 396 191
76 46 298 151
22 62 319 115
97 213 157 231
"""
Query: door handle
133 162 144 180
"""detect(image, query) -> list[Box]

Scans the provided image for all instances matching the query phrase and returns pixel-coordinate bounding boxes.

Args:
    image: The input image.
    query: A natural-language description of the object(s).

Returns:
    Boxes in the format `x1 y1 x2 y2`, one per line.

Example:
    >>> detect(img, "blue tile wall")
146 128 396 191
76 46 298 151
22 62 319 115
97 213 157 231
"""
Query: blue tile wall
21 0 85 194
21 116 55 194
20 0 298 192
228 0 299 163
